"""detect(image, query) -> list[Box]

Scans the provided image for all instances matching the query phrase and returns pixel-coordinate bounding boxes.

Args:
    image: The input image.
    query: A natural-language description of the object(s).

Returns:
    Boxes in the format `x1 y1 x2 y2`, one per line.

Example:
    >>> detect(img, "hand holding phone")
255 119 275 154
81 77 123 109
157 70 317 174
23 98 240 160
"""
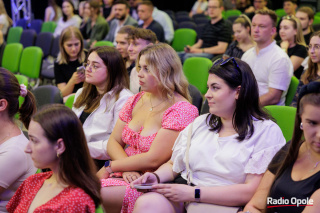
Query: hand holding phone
133 183 154 190
185 45 190 52
76 66 85 75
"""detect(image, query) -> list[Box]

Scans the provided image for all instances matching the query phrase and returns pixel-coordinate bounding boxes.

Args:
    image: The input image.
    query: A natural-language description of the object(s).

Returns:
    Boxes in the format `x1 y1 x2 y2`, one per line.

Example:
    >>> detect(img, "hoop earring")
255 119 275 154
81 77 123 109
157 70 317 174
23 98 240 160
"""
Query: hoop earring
300 122 303 130
57 153 60 158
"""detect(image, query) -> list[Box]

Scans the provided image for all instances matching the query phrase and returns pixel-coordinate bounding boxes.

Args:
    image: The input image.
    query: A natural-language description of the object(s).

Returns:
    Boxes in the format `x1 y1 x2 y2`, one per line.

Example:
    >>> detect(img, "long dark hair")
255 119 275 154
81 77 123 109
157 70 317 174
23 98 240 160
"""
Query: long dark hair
62 0 75 22
32 104 101 207
0 68 36 129
74 46 129 113
272 82 320 183
207 58 270 141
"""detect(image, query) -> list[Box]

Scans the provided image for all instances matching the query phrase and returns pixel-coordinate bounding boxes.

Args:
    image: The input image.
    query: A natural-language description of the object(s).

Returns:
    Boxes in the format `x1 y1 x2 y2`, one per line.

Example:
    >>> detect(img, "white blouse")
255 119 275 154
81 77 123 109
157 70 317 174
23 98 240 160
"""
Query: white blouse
171 114 286 187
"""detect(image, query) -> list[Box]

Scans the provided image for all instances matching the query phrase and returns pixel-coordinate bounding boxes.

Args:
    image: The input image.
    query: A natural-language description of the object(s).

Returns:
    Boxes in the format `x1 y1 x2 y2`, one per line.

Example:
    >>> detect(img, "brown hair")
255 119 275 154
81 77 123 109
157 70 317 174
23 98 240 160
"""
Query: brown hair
113 0 129 9
0 68 36 129
281 15 306 47
74 46 129 113
62 0 75 22
129 28 157 44
297 6 314 21
118 25 135 38
32 104 101 207
234 14 252 29
0 0 13 26
89 0 101 15
57 26 86 64
255 9 278 27
301 31 320 85
136 43 191 102
138 0 154 9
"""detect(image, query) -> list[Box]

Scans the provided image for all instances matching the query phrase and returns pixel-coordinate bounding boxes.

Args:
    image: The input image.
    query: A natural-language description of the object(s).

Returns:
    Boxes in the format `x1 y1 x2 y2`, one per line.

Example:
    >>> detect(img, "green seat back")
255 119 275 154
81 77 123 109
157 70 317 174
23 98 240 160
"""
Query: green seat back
41 21 57 33
225 10 241 19
94 41 114 47
275 8 286 18
2 43 23 73
172 29 197 52
36 168 42 174
19 47 43 79
313 16 320 25
95 205 103 213
183 57 213 95
264 105 296 142
285 76 299 106
6 27 23 44
65 94 75 109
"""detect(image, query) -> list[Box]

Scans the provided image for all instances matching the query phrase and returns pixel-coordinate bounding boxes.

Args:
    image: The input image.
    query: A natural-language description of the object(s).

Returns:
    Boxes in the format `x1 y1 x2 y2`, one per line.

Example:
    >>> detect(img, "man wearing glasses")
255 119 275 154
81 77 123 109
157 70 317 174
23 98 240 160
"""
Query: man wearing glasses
242 9 293 106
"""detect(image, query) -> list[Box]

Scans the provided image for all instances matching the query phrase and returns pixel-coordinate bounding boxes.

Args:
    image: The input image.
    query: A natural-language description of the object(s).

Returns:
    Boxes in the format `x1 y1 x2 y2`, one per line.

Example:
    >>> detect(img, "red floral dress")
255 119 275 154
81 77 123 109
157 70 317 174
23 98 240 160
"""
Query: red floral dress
7 172 96 213
101 92 198 213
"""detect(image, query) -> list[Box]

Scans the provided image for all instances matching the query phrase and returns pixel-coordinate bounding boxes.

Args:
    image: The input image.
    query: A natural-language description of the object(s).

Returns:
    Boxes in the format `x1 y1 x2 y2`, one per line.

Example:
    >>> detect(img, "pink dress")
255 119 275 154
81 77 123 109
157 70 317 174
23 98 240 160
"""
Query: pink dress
101 92 198 213
7 172 96 213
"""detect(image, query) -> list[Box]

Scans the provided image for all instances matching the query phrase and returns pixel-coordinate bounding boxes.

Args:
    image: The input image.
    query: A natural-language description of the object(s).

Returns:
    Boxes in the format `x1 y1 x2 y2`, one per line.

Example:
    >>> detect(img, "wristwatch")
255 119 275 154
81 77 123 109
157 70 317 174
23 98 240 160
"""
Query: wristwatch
195 186 200 202
104 160 113 174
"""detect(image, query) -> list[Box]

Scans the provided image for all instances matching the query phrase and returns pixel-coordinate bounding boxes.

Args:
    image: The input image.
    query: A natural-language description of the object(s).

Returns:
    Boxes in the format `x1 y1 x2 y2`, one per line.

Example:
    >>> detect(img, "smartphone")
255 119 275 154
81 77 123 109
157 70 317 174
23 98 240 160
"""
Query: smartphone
133 183 154 189
185 45 190 51
76 66 85 75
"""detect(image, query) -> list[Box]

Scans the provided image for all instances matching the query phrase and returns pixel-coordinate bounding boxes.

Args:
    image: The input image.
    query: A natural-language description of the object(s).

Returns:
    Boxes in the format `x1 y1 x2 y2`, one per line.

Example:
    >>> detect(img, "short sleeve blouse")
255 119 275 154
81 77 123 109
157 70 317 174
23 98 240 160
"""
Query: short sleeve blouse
171 114 286 187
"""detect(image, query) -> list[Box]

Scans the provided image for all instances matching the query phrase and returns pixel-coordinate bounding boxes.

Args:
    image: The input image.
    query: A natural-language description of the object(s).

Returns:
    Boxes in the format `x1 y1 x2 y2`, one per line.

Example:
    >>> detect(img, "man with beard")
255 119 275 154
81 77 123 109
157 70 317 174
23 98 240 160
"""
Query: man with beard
296 6 314 45
104 0 138 44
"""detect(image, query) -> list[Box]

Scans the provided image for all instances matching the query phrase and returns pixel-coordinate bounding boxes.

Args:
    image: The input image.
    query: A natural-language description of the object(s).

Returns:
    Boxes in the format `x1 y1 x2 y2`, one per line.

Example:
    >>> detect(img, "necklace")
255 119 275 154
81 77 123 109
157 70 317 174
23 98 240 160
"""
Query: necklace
149 96 164 111
307 148 320 173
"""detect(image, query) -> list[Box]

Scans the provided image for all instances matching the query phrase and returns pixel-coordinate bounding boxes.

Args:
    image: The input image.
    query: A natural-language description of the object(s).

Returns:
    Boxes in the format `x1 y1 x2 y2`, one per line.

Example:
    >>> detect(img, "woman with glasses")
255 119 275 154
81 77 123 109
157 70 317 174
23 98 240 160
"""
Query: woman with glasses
131 57 285 213
291 31 320 107
242 81 320 213
97 43 198 213
72 46 132 168
279 15 307 79
54 26 86 101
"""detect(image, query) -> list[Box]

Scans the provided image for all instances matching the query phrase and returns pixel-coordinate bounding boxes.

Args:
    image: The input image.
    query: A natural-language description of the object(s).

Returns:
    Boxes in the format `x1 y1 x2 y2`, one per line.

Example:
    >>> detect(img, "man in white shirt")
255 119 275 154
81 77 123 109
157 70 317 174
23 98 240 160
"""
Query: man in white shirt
242 9 293 106
152 7 174 43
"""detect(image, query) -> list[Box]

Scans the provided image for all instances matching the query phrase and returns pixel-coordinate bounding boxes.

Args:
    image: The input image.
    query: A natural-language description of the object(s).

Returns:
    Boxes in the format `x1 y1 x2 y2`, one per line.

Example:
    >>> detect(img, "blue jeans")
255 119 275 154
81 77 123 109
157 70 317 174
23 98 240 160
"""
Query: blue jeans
178 52 214 63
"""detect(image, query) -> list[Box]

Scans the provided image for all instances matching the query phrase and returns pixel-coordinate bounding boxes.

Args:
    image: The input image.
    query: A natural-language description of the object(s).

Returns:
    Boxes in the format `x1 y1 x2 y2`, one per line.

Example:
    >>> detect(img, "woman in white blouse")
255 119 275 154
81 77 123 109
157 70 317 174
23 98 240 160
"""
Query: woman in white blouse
72 46 132 168
53 0 82 37
131 57 286 212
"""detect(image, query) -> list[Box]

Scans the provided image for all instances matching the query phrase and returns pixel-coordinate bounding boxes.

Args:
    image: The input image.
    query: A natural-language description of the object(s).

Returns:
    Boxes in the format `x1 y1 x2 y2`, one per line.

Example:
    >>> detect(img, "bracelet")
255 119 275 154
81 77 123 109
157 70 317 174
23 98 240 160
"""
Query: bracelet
151 172 160 183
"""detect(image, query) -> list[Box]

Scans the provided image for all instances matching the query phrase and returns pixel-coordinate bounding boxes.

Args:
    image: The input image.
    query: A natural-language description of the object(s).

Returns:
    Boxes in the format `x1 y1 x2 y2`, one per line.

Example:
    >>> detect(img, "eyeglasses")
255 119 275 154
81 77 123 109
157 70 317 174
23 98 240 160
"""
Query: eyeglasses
83 62 103 72
214 57 242 79
282 15 294 20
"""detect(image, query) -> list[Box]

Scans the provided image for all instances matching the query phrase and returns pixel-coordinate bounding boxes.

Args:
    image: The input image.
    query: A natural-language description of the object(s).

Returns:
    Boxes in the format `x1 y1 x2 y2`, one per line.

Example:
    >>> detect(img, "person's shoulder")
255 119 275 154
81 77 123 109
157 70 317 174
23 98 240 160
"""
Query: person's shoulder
25 172 52 184
252 118 282 134
119 88 134 98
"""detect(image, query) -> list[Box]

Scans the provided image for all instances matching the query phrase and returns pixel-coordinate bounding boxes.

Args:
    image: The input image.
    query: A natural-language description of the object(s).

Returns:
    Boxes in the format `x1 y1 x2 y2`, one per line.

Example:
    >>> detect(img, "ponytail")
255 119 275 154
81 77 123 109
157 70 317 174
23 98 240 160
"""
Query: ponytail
18 90 36 129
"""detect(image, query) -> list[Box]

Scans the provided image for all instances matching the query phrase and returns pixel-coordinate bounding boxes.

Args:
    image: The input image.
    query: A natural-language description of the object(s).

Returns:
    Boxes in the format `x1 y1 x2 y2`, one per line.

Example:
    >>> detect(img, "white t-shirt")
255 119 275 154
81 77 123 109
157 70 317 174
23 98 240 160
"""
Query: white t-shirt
0 14 9 36
0 132 37 212
171 114 286 187
191 1 208 15
241 41 293 106
53 15 82 37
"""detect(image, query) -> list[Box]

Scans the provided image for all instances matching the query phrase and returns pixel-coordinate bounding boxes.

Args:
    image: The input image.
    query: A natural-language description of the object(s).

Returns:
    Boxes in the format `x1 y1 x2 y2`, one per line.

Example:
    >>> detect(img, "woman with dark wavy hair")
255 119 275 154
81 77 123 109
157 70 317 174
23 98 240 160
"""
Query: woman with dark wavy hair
131 57 285 213
7 104 101 212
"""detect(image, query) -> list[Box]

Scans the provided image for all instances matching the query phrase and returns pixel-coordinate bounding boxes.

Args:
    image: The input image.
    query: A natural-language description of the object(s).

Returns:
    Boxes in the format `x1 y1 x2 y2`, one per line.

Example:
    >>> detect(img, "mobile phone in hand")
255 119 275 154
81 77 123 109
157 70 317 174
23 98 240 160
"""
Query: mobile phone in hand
185 46 190 51
76 66 85 75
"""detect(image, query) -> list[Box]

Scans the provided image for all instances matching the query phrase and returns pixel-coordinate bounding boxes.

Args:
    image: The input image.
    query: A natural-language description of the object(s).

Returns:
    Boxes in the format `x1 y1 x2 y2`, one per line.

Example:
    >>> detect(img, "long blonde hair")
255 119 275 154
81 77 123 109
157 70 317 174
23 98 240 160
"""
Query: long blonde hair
136 43 191 102
0 0 12 26
281 15 307 47
57 26 86 64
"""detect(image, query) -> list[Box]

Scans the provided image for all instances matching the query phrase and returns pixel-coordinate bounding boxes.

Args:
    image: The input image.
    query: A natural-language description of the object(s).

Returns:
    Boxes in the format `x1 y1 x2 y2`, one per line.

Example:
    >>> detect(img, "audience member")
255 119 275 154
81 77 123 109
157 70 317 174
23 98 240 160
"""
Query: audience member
54 26 86 101
296 6 314 45
224 14 255 59
242 9 293 106
73 46 132 167
128 0 142 20
6 104 101 212
45 0 62 22
236 0 253 13
245 0 268 19
180 0 232 62
242 81 320 213
283 0 297 16
103 0 115 21
291 31 320 107
137 1 164 43
0 68 37 212
104 0 138 44
80 0 109 48
151 6 174 44
0 0 12 36
128 28 157 93
53 0 82 37
115 25 136 71
189 0 208 18
79 1 91 29
279 15 307 79
132 57 285 213
97 43 198 213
